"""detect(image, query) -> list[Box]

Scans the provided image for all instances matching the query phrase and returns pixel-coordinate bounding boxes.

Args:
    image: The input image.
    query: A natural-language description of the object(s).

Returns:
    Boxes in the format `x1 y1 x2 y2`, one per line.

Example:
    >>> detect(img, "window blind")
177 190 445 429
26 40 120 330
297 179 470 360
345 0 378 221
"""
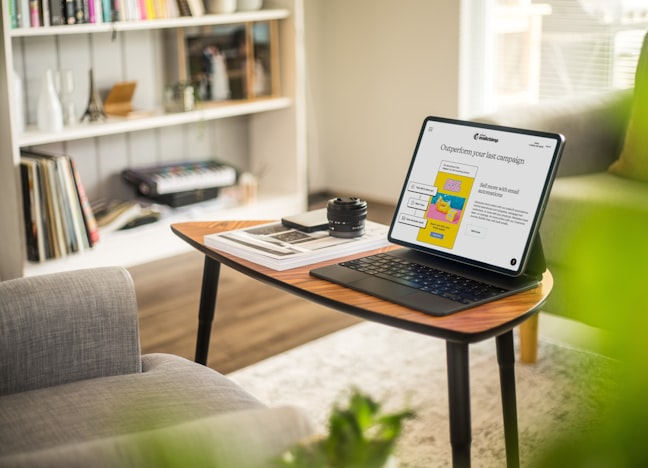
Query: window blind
486 0 647 111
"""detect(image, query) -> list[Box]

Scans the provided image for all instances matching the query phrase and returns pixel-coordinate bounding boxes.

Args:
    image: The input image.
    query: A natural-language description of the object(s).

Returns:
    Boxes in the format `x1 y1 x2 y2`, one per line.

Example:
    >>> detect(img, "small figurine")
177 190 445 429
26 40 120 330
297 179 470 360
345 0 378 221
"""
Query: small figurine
81 68 106 122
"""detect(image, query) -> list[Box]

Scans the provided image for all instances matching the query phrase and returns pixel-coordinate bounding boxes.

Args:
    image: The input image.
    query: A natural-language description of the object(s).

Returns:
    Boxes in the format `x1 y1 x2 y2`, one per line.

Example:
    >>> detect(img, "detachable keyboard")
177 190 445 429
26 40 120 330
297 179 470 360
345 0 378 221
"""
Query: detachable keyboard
339 253 506 305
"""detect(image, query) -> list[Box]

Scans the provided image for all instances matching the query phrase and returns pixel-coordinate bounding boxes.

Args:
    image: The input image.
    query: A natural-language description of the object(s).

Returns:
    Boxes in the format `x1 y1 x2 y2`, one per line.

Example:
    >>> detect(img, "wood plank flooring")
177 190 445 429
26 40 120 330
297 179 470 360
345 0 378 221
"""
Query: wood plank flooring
131 197 395 374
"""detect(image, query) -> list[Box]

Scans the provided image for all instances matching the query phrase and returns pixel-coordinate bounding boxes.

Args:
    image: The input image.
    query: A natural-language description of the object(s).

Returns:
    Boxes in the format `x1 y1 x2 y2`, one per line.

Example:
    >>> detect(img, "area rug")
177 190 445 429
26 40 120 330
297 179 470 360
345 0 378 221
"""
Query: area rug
228 320 618 467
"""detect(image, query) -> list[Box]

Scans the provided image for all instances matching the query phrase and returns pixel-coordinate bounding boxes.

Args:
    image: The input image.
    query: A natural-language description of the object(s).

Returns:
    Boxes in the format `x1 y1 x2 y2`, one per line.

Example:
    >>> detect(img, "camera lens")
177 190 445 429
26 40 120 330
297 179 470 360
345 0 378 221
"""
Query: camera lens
327 197 367 238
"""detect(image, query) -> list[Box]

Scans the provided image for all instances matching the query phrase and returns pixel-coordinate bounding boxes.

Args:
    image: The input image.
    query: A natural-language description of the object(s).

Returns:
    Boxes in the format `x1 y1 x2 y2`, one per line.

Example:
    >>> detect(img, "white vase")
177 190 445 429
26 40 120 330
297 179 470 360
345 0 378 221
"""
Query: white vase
209 50 231 100
206 0 236 14
37 69 64 132
237 0 262 11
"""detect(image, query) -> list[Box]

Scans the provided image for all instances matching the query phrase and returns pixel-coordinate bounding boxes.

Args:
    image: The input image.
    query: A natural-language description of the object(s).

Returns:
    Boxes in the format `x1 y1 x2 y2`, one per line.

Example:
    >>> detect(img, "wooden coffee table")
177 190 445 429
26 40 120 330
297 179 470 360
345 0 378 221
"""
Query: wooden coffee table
171 220 553 468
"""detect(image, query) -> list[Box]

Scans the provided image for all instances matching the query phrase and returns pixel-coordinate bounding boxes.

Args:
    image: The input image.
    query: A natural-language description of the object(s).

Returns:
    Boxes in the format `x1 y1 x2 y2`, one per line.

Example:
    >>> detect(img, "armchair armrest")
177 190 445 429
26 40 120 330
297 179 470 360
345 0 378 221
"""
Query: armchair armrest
0 267 141 395
474 90 633 177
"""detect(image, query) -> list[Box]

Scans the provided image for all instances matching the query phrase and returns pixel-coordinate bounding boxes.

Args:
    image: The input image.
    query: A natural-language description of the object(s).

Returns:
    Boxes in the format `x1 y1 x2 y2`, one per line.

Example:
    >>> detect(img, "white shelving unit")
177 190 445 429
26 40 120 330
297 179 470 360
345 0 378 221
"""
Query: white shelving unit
0 0 306 280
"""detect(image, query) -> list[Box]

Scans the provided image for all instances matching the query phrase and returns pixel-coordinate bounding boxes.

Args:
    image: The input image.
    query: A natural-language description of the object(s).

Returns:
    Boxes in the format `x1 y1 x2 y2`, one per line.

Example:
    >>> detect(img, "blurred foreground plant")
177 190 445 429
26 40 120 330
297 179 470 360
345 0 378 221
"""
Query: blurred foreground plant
532 205 648 467
276 388 415 468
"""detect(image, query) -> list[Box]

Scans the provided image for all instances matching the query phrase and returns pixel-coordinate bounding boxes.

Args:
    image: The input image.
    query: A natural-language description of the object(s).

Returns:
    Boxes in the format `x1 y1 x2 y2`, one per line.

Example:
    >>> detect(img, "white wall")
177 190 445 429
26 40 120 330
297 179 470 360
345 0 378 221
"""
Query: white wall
305 1 462 204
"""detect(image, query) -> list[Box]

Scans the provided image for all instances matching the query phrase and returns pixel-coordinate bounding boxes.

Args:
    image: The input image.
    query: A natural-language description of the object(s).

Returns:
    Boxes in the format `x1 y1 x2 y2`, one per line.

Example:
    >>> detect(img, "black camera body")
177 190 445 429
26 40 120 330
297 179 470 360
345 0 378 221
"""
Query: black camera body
327 197 367 238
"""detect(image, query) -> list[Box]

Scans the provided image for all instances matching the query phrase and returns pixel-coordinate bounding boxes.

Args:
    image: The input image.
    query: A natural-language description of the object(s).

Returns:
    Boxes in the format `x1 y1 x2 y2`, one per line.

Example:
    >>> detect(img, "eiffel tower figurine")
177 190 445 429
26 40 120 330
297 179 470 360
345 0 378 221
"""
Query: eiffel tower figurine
81 68 106 122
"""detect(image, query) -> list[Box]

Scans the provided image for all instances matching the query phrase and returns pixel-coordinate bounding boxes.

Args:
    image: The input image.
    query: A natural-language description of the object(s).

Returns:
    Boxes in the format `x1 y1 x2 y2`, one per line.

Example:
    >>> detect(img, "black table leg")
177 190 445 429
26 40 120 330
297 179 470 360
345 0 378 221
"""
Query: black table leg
194 256 221 365
446 341 471 468
496 330 520 468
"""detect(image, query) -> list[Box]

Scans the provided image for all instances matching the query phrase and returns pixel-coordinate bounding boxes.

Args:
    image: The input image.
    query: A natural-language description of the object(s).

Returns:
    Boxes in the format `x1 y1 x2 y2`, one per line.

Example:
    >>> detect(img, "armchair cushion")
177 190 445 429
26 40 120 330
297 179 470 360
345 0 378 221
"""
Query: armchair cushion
0 267 141 396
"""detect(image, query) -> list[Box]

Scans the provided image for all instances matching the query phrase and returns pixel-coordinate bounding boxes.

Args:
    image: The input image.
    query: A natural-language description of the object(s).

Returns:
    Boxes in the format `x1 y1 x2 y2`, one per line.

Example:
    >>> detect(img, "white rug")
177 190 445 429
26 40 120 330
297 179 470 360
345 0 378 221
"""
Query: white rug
228 320 618 467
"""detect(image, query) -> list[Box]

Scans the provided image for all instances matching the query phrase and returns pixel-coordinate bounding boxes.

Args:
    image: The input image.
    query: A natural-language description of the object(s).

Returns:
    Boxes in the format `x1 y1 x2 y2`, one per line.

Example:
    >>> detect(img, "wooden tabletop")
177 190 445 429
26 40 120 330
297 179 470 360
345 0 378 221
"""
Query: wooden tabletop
171 220 553 344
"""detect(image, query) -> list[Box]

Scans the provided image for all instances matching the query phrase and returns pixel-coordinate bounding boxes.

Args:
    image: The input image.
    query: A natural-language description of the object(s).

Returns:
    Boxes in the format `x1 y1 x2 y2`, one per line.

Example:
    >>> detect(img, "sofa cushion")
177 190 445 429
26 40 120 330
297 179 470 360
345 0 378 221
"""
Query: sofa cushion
0 353 268 458
609 32 648 182
540 172 648 267
475 91 631 177
0 406 313 468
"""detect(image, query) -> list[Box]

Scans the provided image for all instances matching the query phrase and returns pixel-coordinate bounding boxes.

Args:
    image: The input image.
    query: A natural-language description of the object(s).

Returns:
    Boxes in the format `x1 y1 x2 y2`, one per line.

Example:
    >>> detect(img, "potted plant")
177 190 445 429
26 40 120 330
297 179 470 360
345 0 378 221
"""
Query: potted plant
276 388 415 468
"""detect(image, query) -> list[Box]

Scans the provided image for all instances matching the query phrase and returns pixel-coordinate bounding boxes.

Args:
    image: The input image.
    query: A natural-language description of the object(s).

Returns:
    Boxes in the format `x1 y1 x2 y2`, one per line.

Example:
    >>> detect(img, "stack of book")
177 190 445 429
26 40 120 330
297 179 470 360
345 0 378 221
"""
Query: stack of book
19 149 99 263
9 0 209 29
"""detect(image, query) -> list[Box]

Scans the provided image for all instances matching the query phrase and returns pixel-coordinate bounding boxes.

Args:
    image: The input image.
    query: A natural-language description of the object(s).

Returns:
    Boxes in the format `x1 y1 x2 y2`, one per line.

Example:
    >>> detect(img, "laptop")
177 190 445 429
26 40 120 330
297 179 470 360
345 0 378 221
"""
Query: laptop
310 116 565 316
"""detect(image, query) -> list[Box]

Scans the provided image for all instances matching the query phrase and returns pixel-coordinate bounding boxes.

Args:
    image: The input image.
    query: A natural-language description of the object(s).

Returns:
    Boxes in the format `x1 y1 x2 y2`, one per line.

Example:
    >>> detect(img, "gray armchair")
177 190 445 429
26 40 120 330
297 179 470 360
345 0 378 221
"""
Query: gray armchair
0 267 313 467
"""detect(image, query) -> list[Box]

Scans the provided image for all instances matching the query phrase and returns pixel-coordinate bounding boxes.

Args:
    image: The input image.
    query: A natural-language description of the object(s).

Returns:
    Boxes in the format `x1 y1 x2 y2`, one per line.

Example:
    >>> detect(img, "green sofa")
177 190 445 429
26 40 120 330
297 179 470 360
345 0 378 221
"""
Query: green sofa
476 89 646 326
0 267 314 467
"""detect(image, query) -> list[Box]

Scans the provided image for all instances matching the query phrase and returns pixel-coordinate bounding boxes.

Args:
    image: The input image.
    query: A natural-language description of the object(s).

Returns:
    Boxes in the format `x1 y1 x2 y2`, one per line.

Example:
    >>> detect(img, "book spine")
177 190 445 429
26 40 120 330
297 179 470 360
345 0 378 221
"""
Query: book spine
186 0 203 16
40 0 50 26
49 0 66 25
70 159 100 247
29 0 41 27
64 0 75 23
63 156 89 252
9 0 19 28
41 159 65 258
165 0 178 18
154 0 167 18
19 163 40 261
50 157 77 253
93 0 103 23
101 0 111 21
74 0 85 23
19 0 30 27
175 0 190 17
86 0 95 22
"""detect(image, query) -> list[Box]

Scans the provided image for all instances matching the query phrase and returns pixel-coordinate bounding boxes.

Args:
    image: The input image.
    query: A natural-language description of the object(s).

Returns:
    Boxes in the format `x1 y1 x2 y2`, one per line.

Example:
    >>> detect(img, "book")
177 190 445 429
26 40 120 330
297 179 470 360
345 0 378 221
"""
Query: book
74 0 85 23
29 0 41 27
34 156 66 258
69 159 99 247
23 158 53 260
49 0 66 25
19 160 44 261
57 155 89 252
185 0 203 16
101 0 112 21
9 0 19 28
40 0 51 26
64 0 76 23
175 0 190 16
204 220 392 271
94 200 144 233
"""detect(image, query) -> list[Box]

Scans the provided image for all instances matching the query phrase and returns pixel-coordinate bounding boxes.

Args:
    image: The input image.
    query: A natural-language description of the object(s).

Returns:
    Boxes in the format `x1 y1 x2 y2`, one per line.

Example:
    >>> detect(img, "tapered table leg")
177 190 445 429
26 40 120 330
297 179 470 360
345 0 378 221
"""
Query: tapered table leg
194 256 221 365
446 341 471 468
496 330 520 468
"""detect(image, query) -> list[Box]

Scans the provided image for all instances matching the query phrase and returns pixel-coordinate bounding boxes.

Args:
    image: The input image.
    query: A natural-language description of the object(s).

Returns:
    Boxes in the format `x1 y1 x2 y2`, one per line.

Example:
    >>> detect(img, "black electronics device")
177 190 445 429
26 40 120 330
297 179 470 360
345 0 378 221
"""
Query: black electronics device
281 208 329 232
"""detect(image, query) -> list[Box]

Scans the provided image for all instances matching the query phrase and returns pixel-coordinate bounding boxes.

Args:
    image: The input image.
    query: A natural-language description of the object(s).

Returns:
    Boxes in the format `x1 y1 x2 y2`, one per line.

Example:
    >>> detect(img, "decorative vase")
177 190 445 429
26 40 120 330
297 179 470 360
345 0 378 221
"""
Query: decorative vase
36 69 64 132
237 0 262 11
209 49 230 100
206 0 236 14
58 69 78 126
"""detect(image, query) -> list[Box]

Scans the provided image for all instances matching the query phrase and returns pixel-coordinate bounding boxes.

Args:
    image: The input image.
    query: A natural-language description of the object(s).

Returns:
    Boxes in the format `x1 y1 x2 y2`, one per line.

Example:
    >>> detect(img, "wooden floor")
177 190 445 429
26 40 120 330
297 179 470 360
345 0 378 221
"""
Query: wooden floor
131 197 395 374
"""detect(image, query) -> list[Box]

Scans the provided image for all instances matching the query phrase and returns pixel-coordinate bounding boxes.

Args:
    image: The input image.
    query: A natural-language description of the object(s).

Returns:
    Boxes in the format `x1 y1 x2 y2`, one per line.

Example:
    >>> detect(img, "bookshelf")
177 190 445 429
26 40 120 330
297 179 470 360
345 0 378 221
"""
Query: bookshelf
0 1 306 280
